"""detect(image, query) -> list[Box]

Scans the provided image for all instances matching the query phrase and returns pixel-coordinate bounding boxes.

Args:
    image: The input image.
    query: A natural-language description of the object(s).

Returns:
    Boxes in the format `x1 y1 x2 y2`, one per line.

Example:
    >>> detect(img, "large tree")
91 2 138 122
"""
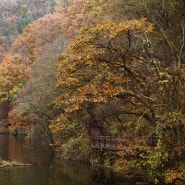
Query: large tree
54 0 185 184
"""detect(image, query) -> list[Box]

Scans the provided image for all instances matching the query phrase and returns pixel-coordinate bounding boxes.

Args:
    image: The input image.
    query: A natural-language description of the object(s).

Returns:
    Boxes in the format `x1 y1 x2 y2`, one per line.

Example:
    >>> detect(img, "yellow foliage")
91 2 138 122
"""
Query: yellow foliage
55 18 154 116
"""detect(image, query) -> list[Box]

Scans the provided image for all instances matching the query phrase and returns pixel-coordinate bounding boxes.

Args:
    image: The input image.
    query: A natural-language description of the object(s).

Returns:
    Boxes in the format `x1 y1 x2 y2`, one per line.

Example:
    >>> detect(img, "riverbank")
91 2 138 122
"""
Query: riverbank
0 122 29 135
0 128 151 184
0 134 140 185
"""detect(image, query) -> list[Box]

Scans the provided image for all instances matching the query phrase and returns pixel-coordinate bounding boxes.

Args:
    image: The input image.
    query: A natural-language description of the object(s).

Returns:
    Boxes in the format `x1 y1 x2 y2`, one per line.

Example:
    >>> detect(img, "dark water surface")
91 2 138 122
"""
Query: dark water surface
0 134 136 185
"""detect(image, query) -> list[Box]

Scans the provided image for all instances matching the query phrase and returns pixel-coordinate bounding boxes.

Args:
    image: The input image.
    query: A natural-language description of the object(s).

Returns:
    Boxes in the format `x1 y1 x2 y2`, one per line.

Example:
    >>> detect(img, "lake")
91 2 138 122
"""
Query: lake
0 134 137 185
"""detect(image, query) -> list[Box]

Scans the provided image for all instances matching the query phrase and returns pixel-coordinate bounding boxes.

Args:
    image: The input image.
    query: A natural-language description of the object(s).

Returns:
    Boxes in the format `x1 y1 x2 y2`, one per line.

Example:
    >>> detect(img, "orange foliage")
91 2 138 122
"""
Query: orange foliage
0 54 29 102
11 13 65 63
8 106 37 133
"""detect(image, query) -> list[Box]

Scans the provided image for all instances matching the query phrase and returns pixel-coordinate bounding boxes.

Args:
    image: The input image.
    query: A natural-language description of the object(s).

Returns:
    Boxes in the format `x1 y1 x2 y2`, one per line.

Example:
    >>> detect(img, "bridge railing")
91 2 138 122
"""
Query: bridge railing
90 135 158 150
90 135 117 150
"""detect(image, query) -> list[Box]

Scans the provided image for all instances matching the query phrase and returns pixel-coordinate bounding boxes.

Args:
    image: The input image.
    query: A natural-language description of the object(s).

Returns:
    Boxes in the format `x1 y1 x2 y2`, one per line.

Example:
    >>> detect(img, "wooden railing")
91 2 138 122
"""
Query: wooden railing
90 135 158 150
90 135 117 150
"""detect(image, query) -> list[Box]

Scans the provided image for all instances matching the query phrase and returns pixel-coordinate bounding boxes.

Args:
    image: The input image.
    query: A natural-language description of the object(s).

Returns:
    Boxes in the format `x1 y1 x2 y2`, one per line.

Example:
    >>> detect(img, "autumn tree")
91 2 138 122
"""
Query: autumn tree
0 54 29 122
0 0 88 139
54 0 185 182
0 12 63 137
9 35 68 144
53 19 156 160
0 11 65 112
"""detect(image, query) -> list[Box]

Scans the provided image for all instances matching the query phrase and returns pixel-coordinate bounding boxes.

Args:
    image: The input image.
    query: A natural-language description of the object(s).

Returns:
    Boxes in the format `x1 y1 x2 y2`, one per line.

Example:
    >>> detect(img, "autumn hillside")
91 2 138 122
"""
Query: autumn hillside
0 0 185 184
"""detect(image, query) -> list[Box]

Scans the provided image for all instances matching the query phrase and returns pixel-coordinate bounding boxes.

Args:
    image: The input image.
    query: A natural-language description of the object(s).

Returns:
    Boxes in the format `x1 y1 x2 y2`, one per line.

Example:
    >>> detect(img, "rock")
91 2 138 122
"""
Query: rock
0 160 31 168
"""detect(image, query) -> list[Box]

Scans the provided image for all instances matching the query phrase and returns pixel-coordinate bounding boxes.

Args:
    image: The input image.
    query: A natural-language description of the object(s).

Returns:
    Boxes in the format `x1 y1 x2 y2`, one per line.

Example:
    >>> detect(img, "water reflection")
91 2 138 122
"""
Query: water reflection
0 134 134 185
0 134 9 160
0 134 52 165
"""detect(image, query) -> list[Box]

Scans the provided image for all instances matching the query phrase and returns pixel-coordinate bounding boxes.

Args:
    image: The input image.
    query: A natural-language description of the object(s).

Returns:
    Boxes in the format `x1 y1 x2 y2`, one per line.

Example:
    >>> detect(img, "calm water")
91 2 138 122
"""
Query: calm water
0 134 136 185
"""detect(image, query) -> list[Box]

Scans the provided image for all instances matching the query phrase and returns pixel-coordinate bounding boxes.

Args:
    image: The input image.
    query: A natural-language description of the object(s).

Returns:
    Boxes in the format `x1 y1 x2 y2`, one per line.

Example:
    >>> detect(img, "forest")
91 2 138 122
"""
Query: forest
0 0 185 184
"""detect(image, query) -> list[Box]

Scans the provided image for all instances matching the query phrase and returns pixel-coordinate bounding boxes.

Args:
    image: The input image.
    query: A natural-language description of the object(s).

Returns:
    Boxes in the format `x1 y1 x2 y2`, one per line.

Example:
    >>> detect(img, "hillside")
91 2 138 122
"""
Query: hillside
0 0 185 184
